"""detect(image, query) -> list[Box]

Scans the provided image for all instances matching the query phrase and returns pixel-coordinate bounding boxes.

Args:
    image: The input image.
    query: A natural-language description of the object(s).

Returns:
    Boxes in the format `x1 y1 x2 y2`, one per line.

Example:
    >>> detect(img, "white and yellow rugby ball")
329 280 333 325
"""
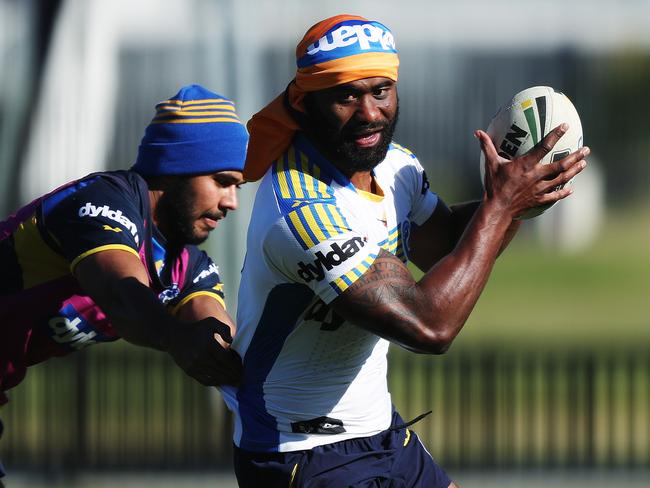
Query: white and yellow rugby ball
480 86 583 219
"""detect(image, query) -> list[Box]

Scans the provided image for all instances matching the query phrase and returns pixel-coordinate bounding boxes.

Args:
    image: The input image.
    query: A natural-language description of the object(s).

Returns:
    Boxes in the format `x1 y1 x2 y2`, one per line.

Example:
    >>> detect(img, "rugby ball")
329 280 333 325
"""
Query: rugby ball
479 86 583 219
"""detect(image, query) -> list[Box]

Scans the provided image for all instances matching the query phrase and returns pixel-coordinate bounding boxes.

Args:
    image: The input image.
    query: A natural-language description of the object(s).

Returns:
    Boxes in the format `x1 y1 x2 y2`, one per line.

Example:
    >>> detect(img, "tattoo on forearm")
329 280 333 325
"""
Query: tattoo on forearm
330 249 448 348
342 250 423 317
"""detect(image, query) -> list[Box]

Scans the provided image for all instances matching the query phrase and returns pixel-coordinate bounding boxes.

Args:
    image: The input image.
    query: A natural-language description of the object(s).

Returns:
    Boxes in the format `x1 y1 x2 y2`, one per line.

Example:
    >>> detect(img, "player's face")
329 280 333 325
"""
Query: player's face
303 77 399 174
157 171 243 245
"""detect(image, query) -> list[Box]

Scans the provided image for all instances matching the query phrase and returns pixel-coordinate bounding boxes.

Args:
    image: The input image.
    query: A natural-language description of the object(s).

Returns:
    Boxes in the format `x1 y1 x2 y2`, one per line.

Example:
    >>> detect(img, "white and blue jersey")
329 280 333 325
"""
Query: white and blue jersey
222 133 437 452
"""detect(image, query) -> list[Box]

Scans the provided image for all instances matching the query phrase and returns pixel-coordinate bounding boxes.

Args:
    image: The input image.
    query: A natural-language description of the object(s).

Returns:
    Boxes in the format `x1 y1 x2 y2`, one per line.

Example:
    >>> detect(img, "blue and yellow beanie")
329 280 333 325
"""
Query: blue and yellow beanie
132 84 248 176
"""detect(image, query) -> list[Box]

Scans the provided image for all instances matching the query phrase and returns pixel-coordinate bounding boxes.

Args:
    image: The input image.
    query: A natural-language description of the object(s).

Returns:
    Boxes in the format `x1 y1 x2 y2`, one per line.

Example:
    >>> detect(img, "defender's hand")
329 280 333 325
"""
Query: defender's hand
476 123 589 219
161 317 243 387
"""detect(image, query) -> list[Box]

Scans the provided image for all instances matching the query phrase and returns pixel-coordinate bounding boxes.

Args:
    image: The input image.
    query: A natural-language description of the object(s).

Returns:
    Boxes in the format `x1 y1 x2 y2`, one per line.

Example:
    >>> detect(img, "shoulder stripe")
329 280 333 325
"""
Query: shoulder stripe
287 202 352 250
313 204 336 233
329 254 378 294
287 210 316 249
297 206 324 244
378 224 407 263
272 144 353 249
272 149 335 204
275 157 291 199
70 244 139 272
170 291 226 315
287 150 305 199
323 202 349 230
301 205 327 243
298 153 317 199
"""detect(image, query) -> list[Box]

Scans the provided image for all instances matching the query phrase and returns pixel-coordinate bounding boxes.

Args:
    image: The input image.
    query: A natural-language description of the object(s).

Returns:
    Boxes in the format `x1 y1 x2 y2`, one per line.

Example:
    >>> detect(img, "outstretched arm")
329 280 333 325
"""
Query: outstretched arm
331 124 588 353
74 250 241 386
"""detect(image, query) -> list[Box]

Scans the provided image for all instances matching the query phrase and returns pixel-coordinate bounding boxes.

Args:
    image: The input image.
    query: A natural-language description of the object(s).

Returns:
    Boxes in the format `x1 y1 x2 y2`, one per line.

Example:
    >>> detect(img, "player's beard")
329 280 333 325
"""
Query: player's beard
155 177 208 246
303 98 399 173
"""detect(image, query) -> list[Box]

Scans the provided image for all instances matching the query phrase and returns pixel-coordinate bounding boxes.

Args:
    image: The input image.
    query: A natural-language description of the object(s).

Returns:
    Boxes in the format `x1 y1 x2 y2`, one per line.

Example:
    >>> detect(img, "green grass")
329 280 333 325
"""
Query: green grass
412 204 650 348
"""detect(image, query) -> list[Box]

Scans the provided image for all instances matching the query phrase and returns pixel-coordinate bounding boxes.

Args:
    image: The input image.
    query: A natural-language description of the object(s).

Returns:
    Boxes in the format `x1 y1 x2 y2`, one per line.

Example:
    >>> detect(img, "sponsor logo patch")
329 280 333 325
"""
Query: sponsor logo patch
306 22 395 56
291 416 346 435
297 236 366 283
193 262 219 284
79 202 139 245
103 225 122 233
158 284 180 304
49 315 98 350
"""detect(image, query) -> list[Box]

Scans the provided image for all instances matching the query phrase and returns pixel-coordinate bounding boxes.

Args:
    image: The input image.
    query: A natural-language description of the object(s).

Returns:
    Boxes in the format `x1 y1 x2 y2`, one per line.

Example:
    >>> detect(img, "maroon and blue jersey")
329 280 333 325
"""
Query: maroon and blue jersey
0 171 225 404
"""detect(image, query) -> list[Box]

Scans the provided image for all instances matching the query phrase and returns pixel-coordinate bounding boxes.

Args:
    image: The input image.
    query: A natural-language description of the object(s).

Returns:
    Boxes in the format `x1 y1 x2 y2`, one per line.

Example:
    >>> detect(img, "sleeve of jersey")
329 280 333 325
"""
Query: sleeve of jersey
43 177 145 271
168 250 226 313
407 156 439 225
263 202 382 305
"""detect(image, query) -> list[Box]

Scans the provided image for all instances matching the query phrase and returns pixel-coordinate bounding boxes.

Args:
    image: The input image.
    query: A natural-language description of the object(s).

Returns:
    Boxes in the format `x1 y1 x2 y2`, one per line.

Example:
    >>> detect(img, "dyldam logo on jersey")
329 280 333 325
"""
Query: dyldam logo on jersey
297 236 366 283
78 202 139 245
306 23 395 56
193 262 219 283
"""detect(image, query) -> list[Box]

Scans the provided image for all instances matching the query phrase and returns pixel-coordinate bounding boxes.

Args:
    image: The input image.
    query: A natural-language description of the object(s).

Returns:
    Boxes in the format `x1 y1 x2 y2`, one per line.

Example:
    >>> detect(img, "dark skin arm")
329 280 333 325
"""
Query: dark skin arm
408 200 521 273
74 249 242 386
330 124 588 354
408 200 477 272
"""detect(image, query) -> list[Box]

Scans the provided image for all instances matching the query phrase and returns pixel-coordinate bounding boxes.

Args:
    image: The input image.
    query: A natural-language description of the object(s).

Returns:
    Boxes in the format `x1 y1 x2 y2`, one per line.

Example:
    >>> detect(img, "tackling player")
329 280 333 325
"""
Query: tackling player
0 84 247 483
222 15 589 487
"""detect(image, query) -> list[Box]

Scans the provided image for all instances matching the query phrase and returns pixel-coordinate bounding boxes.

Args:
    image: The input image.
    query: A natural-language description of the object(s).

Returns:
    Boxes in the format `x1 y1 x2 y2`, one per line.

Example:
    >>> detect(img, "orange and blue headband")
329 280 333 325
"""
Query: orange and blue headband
294 15 399 91
297 19 397 67
243 15 399 181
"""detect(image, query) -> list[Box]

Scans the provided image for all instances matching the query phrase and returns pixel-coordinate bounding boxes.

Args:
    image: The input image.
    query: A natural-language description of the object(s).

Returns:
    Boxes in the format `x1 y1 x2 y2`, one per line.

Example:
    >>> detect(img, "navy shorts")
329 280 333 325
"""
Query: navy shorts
234 411 452 487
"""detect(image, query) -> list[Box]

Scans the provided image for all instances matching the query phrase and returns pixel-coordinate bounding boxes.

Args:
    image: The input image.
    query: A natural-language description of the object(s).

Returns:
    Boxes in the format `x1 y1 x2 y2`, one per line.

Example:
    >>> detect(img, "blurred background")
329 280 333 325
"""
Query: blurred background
1 0 648 486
